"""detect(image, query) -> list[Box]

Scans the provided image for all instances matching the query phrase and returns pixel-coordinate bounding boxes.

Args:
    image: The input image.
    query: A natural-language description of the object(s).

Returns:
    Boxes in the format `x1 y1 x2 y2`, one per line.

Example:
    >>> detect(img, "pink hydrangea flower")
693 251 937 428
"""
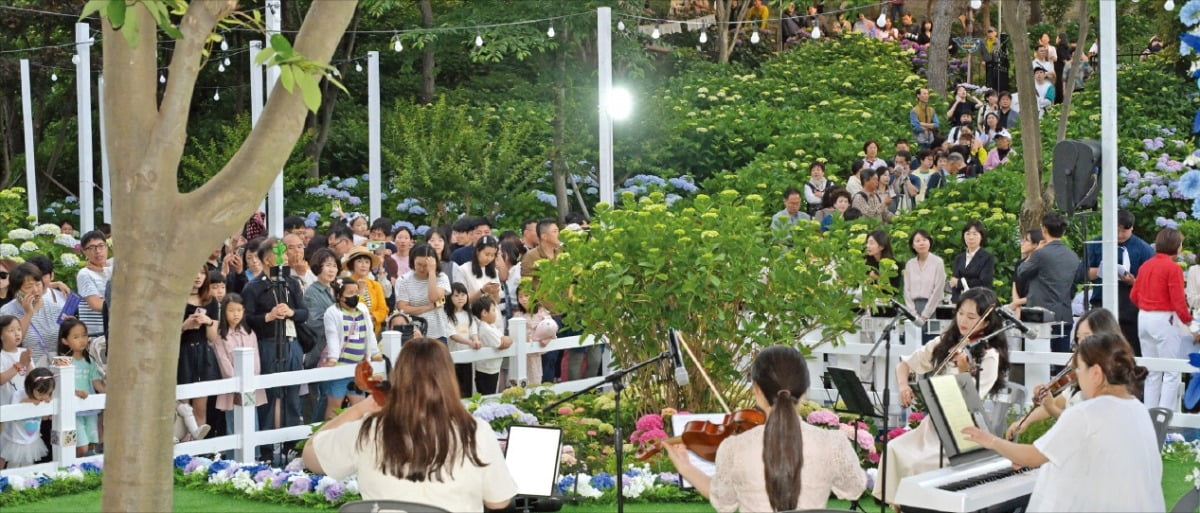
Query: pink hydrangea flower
806 410 840 427
635 414 664 432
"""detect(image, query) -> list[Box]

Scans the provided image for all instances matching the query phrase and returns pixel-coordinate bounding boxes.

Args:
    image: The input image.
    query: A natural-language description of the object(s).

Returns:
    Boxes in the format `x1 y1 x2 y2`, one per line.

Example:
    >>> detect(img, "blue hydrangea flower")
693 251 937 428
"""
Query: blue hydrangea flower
174 454 193 469
558 475 576 494
340 177 359 189
665 193 682 207
347 196 362 206
393 221 415 233
585 186 598 195
590 472 616 490
1177 211 1190 220
65 195 77 203
1139 194 1154 206
1183 2 1200 28
410 205 427 215
1192 198 1200 220
416 225 430 236
1179 170 1200 199
535 190 558 208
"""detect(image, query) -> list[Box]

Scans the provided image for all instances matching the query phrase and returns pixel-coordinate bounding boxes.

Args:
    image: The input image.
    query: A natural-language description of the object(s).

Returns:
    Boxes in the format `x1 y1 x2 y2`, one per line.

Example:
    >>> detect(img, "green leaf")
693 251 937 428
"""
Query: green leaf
294 70 321 113
254 47 276 66
119 11 140 48
107 0 126 28
269 33 295 58
279 65 295 92
80 0 107 20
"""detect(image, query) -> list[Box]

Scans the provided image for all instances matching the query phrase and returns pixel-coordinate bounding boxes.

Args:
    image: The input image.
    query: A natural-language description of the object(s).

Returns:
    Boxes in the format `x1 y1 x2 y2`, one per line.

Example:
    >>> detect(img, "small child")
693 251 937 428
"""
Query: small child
444 283 476 397
320 277 378 420
0 367 55 468
0 315 31 408
509 293 557 385
208 271 227 305
57 319 105 457
206 294 265 436
470 295 511 395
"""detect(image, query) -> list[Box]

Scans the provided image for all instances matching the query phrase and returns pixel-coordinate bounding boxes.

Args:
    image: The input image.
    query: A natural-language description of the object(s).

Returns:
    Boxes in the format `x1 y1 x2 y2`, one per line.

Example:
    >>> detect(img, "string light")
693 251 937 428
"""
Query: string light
651 25 661 39
547 25 555 38
159 73 166 83
355 62 363 72
1164 0 1175 10
876 12 887 28
617 20 626 31
393 38 403 52
750 30 760 44
220 39 229 51
218 63 226 72
475 33 484 47
72 54 80 65
223 57 231 66
699 30 707 44
213 90 220 101
969 0 982 9
812 24 822 39
50 73 57 81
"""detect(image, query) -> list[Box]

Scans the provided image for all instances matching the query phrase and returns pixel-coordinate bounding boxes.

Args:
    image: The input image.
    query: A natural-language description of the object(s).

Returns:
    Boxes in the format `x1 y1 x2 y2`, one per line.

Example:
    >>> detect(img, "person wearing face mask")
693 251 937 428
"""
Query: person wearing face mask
320 277 378 421
964 332 1161 513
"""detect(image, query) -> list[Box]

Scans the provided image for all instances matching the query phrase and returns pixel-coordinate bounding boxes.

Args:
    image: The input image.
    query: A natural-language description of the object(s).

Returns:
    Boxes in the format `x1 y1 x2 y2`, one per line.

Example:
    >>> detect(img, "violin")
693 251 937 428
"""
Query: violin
1033 366 1077 406
354 355 392 406
635 408 766 462
931 304 997 376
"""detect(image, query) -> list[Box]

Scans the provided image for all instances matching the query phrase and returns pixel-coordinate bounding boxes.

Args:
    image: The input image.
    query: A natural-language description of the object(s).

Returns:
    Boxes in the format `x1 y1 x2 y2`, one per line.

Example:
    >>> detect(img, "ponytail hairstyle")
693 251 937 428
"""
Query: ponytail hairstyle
1076 332 1148 390
25 367 56 399
750 346 810 512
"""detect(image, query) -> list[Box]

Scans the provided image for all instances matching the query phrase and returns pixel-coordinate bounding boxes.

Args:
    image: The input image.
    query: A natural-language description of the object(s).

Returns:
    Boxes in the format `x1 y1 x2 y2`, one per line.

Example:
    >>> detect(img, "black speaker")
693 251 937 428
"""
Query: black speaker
1052 139 1102 215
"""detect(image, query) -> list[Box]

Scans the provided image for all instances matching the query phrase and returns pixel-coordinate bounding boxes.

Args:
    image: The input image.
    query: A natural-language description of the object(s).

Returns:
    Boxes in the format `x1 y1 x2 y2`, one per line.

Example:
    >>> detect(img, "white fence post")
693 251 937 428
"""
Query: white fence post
233 347 257 464
1024 335 1052 391
51 364 78 467
510 317 528 386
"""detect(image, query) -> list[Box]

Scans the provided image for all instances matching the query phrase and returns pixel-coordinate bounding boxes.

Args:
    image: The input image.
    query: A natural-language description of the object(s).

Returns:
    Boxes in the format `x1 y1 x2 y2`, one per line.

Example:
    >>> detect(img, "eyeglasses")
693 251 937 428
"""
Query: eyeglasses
83 244 106 252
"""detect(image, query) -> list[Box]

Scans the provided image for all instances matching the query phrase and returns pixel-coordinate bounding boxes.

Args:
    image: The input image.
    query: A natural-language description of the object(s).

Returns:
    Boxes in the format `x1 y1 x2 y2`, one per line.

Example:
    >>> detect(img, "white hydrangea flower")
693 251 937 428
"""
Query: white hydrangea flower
54 234 79 248
19 241 38 253
32 224 61 236
569 473 604 499
229 469 257 492
7 228 33 240
344 477 359 494
0 243 17 258
314 475 339 495
9 477 26 491
60 253 81 267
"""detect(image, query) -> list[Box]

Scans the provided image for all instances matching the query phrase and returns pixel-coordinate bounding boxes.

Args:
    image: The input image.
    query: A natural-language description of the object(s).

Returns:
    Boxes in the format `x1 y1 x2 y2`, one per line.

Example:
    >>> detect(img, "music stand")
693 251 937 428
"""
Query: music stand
827 367 879 513
504 425 565 513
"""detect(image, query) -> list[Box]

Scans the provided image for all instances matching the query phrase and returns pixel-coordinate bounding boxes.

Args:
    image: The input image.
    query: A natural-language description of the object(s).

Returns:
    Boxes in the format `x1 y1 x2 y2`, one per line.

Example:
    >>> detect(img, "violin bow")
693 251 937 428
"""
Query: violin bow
673 330 732 414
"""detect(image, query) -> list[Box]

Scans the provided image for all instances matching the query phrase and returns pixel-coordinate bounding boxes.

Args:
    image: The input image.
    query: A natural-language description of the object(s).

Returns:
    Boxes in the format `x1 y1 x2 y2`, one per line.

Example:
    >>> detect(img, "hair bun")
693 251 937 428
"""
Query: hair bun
1131 365 1149 383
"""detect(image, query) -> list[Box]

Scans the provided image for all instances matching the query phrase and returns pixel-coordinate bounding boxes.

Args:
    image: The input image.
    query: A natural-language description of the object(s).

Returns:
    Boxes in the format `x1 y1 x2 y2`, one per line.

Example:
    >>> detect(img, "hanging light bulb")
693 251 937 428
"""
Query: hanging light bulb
617 20 626 31
393 38 403 52
223 57 231 66
547 25 555 38
355 62 363 72
220 39 229 51
213 90 220 101
159 73 166 84
750 30 760 44
72 54 80 65
218 63 226 72
475 34 484 47
651 26 661 39
970 0 982 9
812 24 822 39
1165 0 1176 10
876 12 887 27
699 30 708 44
51 73 57 82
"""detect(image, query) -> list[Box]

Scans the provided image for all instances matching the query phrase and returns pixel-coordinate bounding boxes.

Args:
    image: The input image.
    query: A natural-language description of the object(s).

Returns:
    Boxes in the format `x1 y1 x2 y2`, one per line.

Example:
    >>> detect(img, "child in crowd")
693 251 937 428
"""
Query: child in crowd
1 315 31 409
444 283 476 397
209 272 227 305
206 294 266 435
470 295 511 395
0 367 55 468
320 277 377 420
57 319 105 457
509 293 557 385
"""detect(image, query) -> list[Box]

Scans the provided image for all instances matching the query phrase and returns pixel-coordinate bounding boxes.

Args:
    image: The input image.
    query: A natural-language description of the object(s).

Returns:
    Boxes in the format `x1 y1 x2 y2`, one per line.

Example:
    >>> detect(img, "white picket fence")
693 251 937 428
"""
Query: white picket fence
3 314 1197 478
0 318 614 477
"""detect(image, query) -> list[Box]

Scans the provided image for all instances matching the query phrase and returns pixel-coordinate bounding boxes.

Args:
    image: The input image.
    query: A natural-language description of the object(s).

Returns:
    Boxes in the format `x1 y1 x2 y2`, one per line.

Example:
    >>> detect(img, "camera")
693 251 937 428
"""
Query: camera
267 265 291 281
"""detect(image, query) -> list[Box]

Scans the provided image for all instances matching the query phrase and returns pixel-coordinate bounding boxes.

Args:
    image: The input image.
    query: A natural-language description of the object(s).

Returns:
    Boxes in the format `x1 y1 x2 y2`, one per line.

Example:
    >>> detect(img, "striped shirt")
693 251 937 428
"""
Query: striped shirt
396 271 451 339
322 303 378 364
76 267 110 336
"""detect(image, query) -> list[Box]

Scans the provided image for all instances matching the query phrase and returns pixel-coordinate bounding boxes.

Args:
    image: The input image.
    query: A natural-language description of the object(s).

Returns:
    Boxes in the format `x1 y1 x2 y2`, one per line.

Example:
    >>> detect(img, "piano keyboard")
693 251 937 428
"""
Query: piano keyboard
894 456 1039 513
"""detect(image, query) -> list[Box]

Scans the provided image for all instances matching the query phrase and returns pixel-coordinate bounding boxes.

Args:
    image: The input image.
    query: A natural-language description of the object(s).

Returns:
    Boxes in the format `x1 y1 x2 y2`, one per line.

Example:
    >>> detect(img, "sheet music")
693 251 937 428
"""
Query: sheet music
672 414 724 487
930 375 981 452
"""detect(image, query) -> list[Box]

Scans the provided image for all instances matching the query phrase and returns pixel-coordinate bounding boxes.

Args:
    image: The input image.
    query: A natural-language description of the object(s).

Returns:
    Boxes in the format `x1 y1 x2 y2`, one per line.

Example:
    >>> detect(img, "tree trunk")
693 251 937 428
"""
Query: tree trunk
305 13 361 179
99 2 356 511
1028 0 1042 24
1002 1 1049 233
927 0 956 93
714 0 751 64
418 0 436 104
551 29 569 224
981 0 992 33
1055 0 1090 143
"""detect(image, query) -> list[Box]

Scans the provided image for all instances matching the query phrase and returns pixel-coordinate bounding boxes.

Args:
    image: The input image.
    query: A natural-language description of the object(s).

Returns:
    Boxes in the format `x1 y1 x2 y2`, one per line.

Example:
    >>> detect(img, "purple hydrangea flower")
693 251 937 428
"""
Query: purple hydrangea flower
288 477 312 496
323 482 344 502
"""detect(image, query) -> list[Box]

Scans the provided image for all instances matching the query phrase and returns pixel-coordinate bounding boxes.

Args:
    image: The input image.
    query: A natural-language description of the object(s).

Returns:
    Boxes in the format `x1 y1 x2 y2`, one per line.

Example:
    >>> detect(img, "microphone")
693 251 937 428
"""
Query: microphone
890 298 918 323
667 329 690 386
996 307 1034 336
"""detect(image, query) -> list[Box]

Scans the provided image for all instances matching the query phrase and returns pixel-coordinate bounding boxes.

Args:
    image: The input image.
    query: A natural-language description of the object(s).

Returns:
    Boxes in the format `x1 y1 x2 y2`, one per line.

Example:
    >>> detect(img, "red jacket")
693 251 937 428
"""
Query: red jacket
1130 253 1191 324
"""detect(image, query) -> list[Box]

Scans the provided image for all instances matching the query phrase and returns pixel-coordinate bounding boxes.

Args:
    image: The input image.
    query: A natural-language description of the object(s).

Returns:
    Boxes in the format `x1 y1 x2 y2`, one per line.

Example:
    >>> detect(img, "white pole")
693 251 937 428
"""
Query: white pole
368 51 382 221
250 41 267 214
597 7 615 206
232 347 256 464
266 0 284 237
1099 0 1118 317
20 59 38 222
98 74 111 224
76 23 95 234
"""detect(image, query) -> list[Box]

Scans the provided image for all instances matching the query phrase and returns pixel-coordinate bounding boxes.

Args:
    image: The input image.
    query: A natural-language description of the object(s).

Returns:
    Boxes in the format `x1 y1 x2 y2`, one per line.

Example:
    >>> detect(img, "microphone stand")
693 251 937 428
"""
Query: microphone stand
865 313 906 513
545 351 672 513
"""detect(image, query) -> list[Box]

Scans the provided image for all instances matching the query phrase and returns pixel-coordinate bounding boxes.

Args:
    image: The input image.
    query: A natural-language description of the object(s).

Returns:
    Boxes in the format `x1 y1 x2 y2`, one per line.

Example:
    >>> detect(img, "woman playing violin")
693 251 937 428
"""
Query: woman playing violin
664 346 866 512
302 337 516 512
963 332 1163 512
1006 308 1124 440
874 288 1010 504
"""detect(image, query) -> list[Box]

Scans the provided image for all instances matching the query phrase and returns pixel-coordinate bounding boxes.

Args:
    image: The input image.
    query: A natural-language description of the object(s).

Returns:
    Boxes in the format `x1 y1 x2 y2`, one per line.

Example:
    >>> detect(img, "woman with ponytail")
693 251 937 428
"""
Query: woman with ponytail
664 346 865 512
964 332 1162 512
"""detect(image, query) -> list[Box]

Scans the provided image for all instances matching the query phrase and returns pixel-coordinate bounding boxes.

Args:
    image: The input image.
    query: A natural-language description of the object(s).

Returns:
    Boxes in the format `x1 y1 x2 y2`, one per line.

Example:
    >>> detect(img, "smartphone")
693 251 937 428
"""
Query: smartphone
196 308 206 316
366 241 385 251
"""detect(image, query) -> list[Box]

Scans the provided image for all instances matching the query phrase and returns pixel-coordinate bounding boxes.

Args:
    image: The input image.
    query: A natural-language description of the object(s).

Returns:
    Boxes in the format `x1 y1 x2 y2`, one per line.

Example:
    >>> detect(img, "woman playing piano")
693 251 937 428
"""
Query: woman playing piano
873 288 1010 504
1005 308 1122 440
664 346 867 512
963 332 1163 512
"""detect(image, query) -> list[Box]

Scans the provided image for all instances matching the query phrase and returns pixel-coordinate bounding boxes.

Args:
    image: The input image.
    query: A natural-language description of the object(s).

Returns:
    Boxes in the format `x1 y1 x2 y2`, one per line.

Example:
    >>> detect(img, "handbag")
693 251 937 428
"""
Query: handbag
295 321 318 353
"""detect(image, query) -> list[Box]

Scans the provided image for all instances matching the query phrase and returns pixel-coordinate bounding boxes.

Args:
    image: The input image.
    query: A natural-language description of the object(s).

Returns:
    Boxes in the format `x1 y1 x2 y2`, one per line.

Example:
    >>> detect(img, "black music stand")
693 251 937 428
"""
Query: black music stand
827 367 880 513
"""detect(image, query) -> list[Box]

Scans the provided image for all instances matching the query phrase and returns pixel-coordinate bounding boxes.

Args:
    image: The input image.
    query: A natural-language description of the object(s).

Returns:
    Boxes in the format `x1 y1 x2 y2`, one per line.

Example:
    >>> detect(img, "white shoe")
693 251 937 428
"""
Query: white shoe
192 424 211 440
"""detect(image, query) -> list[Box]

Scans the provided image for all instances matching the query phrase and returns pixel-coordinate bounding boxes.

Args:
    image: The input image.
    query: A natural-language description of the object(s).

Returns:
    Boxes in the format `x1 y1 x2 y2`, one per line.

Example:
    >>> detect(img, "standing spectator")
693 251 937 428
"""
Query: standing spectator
996 92 1020 129
978 113 1002 148
0 259 14 310
342 247 388 334
1084 209 1155 356
427 228 456 285
888 0 904 24
284 234 315 290
909 150 938 205
771 187 811 232
981 28 1007 92
325 226 356 262
386 226 415 284
910 88 940 149
27 255 71 307
301 248 339 420
746 0 769 30
1032 45 1055 79
178 269 219 439
1054 33 1070 103
207 294 266 437
452 218 493 266
851 169 893 223
457 236 502 305
803 162 834 217
1010 229 1045 312
857 140 889 173
521 219 564 382
76 231 111 337
817 188 852 232
1032 66 1055 117
950 220 996 303
396 245 452 343
1017 213 1080 356
904 230 946 325
521 219 539 254
865 230 900 292
470 295 511 395
1130 228 1192 411
241 240 309 456
0 264 60 367
946 85 981 128
889 152 919 213
320 277 378 420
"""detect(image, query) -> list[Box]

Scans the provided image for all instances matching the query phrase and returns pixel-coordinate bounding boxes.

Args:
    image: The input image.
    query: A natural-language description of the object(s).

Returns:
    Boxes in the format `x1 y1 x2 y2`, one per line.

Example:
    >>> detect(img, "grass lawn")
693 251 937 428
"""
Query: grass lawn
3 460 1192 513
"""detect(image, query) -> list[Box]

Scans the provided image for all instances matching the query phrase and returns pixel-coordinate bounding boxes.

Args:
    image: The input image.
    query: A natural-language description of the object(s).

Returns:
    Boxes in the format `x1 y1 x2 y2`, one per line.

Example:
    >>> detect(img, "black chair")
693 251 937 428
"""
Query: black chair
1149 407 1173 449
338 500 451 513
1171 487 1199 513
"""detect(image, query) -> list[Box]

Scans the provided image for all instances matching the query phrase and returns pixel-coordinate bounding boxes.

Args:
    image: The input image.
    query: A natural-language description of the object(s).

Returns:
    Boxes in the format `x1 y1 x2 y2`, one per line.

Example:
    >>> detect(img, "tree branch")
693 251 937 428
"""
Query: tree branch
184 0 358 237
